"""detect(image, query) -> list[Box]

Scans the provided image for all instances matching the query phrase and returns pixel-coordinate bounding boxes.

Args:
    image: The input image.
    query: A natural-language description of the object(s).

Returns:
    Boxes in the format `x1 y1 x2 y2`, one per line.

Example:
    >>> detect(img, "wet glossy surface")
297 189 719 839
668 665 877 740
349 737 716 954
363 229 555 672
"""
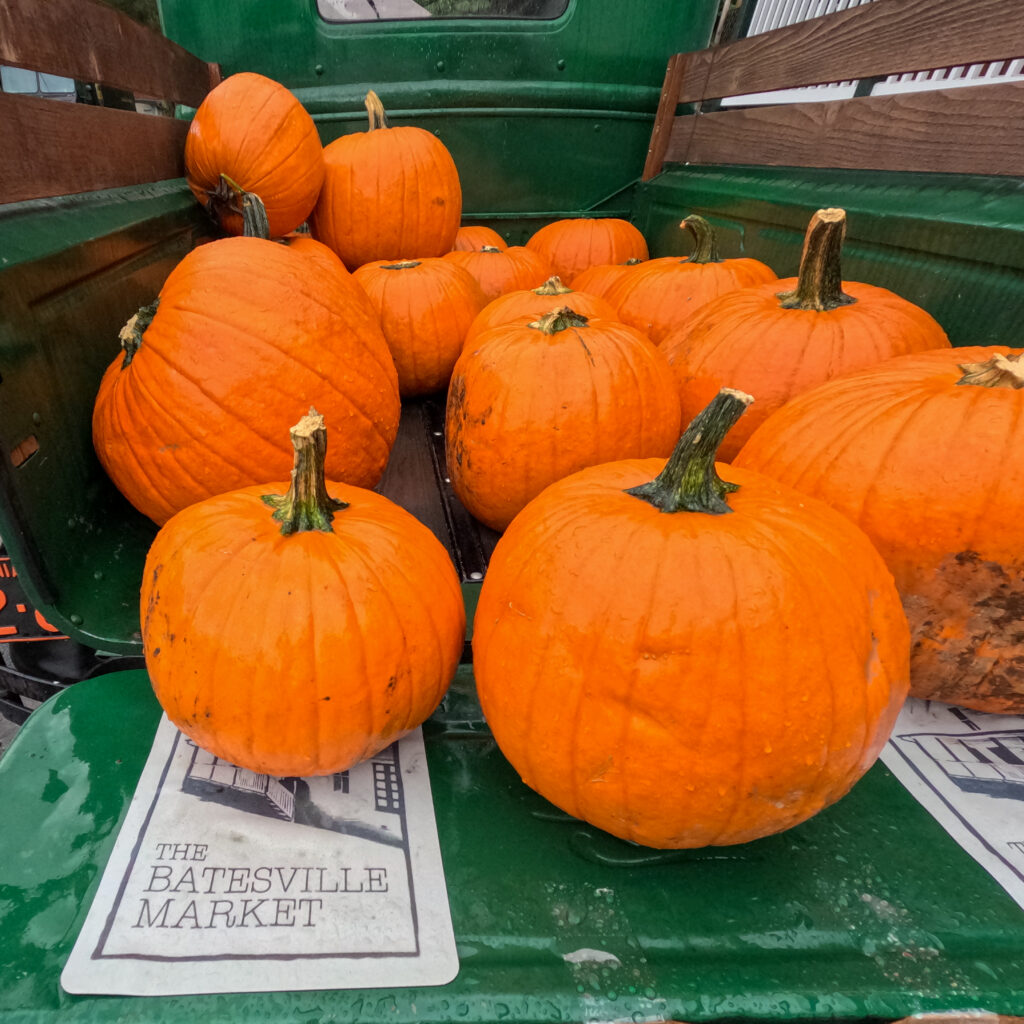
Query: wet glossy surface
2 669 1023 1021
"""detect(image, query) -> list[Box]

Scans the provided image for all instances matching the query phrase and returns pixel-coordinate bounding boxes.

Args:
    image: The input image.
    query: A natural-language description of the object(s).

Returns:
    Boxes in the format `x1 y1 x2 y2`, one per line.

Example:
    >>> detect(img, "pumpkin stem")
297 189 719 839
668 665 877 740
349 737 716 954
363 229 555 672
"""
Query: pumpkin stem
204 173 266 234
118 299 159 369
529 307 589 334
625 389 753 514
681 215 721 265
956 352 1024 389
776 208 857 312
240 191 271 239
381 260 422 270
365 90 389 130
532 276 573 296
261 409 348 535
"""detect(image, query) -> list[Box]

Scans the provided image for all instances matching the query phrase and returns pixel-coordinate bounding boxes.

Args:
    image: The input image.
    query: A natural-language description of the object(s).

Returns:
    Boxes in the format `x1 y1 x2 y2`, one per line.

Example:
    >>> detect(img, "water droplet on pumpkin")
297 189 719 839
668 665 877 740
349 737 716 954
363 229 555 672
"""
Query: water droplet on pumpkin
764 742 773 753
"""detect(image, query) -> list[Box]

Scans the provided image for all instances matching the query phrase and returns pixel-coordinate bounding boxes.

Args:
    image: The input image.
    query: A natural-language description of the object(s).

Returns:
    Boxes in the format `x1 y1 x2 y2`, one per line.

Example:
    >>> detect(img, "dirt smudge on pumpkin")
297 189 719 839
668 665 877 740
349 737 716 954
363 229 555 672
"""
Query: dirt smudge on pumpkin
446 373 469 470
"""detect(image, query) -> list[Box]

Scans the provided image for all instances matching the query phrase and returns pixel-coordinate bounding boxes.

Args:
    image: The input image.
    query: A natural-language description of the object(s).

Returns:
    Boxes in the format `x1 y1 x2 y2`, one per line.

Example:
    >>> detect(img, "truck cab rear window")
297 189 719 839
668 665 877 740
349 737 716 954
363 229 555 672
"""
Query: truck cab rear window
318 0 568 21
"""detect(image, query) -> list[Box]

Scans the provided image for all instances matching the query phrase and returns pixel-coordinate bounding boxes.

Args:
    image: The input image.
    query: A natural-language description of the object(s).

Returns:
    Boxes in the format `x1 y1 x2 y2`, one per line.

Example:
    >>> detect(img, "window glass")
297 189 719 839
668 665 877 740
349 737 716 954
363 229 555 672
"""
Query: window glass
318 0 568 23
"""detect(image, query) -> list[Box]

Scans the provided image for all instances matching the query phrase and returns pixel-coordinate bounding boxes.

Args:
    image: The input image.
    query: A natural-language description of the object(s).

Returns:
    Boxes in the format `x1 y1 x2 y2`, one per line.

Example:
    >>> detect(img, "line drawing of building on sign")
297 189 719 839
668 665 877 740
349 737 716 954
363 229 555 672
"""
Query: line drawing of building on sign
898 728 1024 801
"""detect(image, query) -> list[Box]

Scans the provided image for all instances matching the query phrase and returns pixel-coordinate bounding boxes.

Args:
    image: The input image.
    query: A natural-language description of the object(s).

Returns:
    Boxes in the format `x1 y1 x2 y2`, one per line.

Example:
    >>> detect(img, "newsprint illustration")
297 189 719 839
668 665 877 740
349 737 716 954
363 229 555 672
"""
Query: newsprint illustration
61 716 458 996
881 697 1024 912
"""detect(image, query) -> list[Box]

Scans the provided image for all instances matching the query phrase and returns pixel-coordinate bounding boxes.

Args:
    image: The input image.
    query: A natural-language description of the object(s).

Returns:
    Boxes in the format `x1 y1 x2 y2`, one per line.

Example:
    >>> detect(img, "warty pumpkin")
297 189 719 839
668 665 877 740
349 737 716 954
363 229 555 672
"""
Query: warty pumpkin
185 72 325 239
93 236 400 525
352 257 487 396
473 390 910 848
311 91 462 269
142 410 465 777
446 307 681 531
735 346 1024 714
442 245 554 304
525 217 649 285
661 208 951 461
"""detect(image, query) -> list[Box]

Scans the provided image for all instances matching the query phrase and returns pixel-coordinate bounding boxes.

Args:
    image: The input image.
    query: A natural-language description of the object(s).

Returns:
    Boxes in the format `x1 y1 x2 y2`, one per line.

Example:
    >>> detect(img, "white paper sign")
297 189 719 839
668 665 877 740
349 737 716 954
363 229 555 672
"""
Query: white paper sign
61 716 458 996
881 697 1024 911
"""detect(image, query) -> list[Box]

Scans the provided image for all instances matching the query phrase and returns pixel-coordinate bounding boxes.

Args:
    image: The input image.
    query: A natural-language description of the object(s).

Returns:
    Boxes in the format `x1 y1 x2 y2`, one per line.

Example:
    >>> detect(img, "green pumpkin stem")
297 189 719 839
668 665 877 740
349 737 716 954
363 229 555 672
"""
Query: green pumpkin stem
118 299 159 369
776 208 857 312
956 352 1024 389
533 276 573 296
529 307 589 334
365 90 389 130
625 389 753 514
681 214 721 264
261 409 348 535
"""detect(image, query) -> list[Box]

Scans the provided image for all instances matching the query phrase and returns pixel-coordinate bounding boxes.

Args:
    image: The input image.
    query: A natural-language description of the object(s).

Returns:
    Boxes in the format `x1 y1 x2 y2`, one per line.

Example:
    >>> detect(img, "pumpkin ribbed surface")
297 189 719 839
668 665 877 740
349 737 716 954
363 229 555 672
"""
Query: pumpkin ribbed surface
442 246 554 303
453 225 507 251
735 345 1024 714
569 259 643 302
525 218 649 284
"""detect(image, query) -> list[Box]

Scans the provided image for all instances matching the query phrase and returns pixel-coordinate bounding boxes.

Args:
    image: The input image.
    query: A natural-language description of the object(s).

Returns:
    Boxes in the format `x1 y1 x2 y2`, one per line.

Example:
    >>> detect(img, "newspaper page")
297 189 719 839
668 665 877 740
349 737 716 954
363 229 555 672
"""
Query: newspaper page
61 716 458 996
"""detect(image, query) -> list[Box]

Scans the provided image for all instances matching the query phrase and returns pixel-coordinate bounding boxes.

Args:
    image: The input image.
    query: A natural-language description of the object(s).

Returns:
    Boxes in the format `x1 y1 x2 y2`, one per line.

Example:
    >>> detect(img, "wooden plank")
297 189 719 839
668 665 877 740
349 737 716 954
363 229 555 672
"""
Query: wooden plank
642 54 689 182
666 80 1024 177
0 0 217 108
676 0 1024 103
0 94 189 204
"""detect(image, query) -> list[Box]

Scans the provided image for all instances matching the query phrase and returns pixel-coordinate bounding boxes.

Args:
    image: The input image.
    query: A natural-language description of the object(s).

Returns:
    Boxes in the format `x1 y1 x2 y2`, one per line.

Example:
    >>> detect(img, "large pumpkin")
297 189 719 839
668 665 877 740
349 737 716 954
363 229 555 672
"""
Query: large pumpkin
442 245 553 303
525 217 649 284
453 225 507 251
661 208 951 461
736 346 1024 714
606 215 776 344
474 390 910 848
93 236 400 525
185 72 325 238
352 257 487 396
446 307 681 531
142 411 465 777
311 91 462 269
569 258 644 302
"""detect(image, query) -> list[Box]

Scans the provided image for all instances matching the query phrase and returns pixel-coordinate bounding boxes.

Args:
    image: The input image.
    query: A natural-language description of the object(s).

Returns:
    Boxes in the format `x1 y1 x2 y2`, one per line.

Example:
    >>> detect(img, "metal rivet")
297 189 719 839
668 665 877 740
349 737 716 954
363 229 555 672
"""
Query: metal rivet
435 60 446 73
94 570 104 581
70 613 83 625
32 412 42 425
314 63 324 76
556 58 566 71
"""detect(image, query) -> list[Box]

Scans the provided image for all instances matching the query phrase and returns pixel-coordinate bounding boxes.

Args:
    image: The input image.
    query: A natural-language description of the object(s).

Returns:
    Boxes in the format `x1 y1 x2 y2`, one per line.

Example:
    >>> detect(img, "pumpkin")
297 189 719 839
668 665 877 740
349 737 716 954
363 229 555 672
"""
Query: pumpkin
473 390 910 848
446 307 681 531
442 245 554 303
660 208 951 461
464 276 617 347
184 72 325 238
311 91 462 269
93 236 400 525
569 258 644 301
453 225 507 251
142 410 465 777
352 257 487 396
735 346 1024 714
605 215 776 345
525 217 649 284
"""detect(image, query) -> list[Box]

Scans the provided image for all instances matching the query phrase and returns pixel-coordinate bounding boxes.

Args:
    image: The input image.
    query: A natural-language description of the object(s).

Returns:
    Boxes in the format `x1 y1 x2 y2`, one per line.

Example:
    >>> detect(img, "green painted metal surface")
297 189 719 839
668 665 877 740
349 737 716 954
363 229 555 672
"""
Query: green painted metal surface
2 669 1024 1021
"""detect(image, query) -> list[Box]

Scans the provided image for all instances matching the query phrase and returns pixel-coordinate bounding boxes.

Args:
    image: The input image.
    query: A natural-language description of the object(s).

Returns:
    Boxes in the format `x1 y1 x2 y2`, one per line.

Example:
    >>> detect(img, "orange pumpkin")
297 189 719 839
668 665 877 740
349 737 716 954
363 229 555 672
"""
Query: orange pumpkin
185 72 325 238
352 257 487 396
736 346 1024 714
453 225 507 251
661 208 951 461
464 276 617 347
311 91 462 269
474 390 910 848
569 258 644 301
93 236 400 525
606 215 776 344
525 217 649 284
142 411 465 777
442 245 554 303
446 307 681 531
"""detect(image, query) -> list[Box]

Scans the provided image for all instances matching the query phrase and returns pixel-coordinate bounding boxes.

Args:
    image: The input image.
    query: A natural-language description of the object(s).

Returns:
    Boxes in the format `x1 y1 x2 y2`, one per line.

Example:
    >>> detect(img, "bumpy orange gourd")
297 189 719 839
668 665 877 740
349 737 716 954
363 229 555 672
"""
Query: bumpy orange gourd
446 307 681 531
736 346 1024 714
442 245 553 303
474 390 910 848
606 215 776 344
525 217 649 284
93 236 400 525
661 208 951 461
464 276 617 347
142 411 465 777
453 225 507 251
311 91 462 269
185 72 325 238
352 258 487 396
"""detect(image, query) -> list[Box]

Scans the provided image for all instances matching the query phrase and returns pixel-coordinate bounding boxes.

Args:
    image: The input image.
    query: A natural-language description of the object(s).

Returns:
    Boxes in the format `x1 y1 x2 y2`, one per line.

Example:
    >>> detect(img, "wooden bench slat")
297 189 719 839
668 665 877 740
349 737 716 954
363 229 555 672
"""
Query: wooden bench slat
0 94 189 205
666 80 1024 178
0 0 217 108
678 0 1024 104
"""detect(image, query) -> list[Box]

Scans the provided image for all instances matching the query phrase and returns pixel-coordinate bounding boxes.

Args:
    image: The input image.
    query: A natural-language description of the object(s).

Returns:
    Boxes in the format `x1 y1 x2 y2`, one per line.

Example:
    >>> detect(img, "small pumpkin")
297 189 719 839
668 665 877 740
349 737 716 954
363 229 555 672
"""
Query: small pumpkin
442 245 554 303
446 307 681 531
453 225 507 251
661 208 951 461
605 215 776 344
525 217 649 285
464 276 617 347
474 390 910 848
736 346 1024 714
311 91 462 269
93 237 400 525
185 72 325 239
352 257 487 396
142 410 465 777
